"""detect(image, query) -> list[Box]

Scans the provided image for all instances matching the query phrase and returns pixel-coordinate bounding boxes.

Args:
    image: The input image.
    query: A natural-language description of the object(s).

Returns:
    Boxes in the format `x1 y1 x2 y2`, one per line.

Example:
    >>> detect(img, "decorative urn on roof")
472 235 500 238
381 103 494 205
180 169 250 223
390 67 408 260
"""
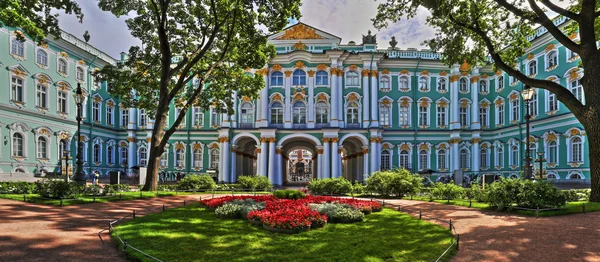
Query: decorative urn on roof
389 36 398 49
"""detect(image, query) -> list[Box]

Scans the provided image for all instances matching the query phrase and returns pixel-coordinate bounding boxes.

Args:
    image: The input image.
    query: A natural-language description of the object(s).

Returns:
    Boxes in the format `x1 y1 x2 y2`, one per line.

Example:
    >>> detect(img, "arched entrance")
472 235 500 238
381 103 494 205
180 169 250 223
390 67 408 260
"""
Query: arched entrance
340 134 368 182
278 134 320 186
232 135 259 181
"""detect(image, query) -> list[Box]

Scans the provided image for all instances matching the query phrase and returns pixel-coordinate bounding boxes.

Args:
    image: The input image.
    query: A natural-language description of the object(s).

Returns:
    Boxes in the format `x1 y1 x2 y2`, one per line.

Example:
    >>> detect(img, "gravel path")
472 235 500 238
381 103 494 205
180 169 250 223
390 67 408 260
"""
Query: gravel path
379 199 600 262
1 196 598 262
0 194 210 262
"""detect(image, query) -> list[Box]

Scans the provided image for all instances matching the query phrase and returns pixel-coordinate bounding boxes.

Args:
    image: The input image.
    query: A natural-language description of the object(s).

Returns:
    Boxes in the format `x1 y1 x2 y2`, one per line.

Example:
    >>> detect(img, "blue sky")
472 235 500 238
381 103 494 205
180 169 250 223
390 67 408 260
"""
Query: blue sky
59 0 435 58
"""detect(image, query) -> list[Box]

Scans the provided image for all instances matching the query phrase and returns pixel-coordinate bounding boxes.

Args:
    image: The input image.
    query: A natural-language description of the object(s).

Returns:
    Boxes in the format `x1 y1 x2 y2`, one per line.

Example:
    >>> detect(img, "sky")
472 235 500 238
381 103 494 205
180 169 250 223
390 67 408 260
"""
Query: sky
57 0 434 58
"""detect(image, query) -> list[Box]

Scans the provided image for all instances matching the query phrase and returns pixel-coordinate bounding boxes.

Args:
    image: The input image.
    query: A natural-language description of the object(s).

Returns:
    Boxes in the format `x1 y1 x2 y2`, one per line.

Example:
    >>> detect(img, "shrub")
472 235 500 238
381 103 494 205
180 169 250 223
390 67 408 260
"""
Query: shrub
83 185 105 195
464 184 487 202
486 178 522 209
365 169 423 197
0 181 38 194
273 189 305 199
236 175 273 191
563 189 590 202
157 184 178 192
309 203 364 223
103 184 131 194
37 179 79 199
215 203 243 218
516 180 567 209
352 181 364 195
177 174 216 191
307 177 353 195
431 182 464 203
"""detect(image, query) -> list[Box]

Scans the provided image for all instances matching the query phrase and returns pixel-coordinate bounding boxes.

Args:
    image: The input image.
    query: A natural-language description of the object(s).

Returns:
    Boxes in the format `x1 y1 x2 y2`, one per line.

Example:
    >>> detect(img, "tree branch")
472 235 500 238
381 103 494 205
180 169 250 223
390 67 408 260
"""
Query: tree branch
540 0 580 21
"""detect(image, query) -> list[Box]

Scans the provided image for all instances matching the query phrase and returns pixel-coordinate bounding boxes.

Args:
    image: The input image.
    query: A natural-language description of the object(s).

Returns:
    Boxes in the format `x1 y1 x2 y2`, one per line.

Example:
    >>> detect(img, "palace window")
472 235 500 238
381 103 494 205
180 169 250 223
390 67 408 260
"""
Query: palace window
479 80 488 93
121 147 128 164
139 148 148 166
93 144 101 163
379 103 391 126
11 39 24 57
571 137 583 163
270 71 283 86
37 137 48 159
11 76 24 103
292 101 306 124
346 102 359 124
380 77 390 91
570 79 583 102
528 60 537 75
193 148 203 168
36 49 48 66
496 147 504 167
160 152 167 167
437 149 447 170
315 71 328 86
459 78 468 93
459 107 469 127
58 91 68 113
76 67 85 82
193 107 203 127
548 141 557 164
12 133 24 157
210 108 220 127
437 106 447 127
58 59 68 74
400 150 410 169
176 148 185 167
107 146 114 165
346 71 359 86
399 104 410 127
567 49 579 60
497 103 505 126
510 99 519 123
93 101 101 122
547 91 558 112
418 104 428 126
419 150 429 170
460 149 469 169
106 105 114 126
479 107 488 127
292 70 307 86
497 76 504 90
437 78 447 92
210 149 220 169
36 84 48 109
419 77 429 91
510 145 519 166
270 102 283 124
121 109 129 127
399 76 409 90
381 150 391 171
240 102 254 125
547 51 558 68
315 101 329 124
480 149 489 169
529 91 538 116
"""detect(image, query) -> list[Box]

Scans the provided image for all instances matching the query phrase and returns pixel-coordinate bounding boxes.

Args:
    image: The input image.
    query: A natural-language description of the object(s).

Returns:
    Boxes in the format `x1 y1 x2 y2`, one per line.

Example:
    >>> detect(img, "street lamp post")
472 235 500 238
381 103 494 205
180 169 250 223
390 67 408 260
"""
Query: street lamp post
536 151 546 180
521 85 536 180
73 83 86 185
63 150 70 182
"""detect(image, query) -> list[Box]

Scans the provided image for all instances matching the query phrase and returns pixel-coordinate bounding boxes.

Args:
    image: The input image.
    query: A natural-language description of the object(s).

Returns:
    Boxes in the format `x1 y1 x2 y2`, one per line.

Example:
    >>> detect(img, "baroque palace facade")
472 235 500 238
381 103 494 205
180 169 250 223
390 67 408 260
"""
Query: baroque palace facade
0 18 590 185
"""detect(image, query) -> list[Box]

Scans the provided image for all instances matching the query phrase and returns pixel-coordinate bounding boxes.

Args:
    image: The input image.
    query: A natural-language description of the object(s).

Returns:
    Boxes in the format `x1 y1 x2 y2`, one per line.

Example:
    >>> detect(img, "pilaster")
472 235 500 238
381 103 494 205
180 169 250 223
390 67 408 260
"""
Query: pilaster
362 69 370 128
330 68 339 127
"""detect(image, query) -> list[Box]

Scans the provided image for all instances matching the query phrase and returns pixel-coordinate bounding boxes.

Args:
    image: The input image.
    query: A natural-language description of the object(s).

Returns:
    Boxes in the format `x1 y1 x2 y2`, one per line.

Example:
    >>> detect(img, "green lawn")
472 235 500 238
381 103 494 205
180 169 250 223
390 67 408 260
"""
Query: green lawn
112 205 456 262
0 191 200 206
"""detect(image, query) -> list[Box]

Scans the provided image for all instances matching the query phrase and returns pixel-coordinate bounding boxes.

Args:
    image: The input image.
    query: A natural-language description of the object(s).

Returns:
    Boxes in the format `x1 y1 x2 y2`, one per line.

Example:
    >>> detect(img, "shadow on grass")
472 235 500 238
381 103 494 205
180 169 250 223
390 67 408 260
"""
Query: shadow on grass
112 206 456 262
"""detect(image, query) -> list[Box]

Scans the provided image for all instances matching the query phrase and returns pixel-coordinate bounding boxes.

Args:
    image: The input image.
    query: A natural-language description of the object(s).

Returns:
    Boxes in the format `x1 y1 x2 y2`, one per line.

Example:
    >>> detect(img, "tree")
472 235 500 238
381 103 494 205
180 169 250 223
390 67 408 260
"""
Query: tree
373 0 600 202
0 0 83 42
96 0 301 191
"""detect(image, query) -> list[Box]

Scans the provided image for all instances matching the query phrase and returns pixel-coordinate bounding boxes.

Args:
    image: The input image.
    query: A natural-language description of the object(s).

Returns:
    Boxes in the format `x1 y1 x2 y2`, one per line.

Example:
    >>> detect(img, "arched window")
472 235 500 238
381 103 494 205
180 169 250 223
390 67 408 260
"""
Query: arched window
139 148 148 166
418 103 428 126
528 60 537 75
76 67 85 82
270 102 283 125
510 173 519 179
14 168 26 173
437 78 447 92
437 105 447 127
36 49 48 66
121 147 128 165
399 76 409 90
240 102 254 125
210 149 220 169
400 102 410 126
548 141 557 164
547 51 558 68
479 80 487 93
381 150 391 170
510 99 519 123
11 38 24 57
193 149 203 168
437 149 447 170
547 173 558 180
459 106 469 127
92 100 101 122
315 71 328 85
460 149 469 169
107 146 114 165
479 106 488 127
569 173 583 179
160 152 168 167
292 101 306 124
292 70 307 86
59 140 68 158
510 145 519 166
570 79 583 102
419 150 429 170
36 84 48 109
58 59 67 74
37 137 48 159
571 137 583 163
419 77 429 91
480 149 488 169
270 71 283 86
346 101 359 124
12 133 24 157
497 147 504 167
497 101 505 126
176 149 185 167
315 101 329 125
497 76 504 90
379 103 391 126
400 150 410 169
459 78 468 92
346 71 359 86
93 144 101 163
380 77 390 91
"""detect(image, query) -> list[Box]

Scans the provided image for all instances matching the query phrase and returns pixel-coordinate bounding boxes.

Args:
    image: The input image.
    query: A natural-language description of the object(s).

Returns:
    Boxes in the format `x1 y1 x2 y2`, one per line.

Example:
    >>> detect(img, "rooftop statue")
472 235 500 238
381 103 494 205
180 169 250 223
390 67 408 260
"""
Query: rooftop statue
362 30 377 45
389 36 398 49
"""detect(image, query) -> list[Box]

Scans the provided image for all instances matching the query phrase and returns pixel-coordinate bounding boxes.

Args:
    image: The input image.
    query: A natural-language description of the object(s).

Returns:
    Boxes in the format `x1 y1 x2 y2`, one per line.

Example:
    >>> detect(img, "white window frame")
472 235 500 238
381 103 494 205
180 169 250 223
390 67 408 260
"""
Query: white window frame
57 58 68 75
418 76 429 91
36 49 48 67
496 76 504 91
270 102 284 125
480 148 489 169
57 90 69 114
436 104 447 128
479 105 489 128
315 70 329 87
106 103 114 126
568 136 584 163
546 140 559 165
345 101 361 125
193 146 203 169
546 50 558 70
270 71 284 87
379 76 391 91
76 66 86 82
210 148 220 170
121 109 129 127
478 80 488 94
139 109 148 127
315 101 329 124
36 136 49 159
193 106 204 127
437 77 447 93
379 103 391 126
345 71 360 87
459 78 469 93
139 147 148 166
398 76 410 91
36 84 49 109
459 149 470 169
569 79 584 103
10 75 26 104
380 150 391 171
509 144 519 166
510 99 520 123
418 150 429 170
437 149 448 170
399 149 411 169
528 60 538 76
495 145 504 168
10 37 25 58
292 70 307 86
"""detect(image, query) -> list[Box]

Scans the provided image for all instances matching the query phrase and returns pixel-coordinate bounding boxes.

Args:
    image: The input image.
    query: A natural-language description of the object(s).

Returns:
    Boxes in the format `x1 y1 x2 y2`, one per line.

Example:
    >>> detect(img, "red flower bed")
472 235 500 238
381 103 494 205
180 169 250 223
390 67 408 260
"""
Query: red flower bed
200 194 380 232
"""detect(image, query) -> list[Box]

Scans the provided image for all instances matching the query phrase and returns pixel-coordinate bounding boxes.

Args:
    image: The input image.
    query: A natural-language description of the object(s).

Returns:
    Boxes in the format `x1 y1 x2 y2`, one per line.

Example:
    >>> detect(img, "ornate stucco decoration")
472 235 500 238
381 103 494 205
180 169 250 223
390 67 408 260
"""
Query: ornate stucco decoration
348 64 358 71
568 33 578 40
277 24 323 40
546 133 557 142
459 60 470 72
450 75 460 83
471 138 481 144
307 70 315 77
495 99 504 107
381 69 390 75
271 64 283 71
437 100 448 108
400 69 410 75
439 70 448 76
496 70 503 76
481 143 489 149
59 51 69 59
284 70 292 77
294 61 306 69
509 93 520 102
568 69 581 81
419 99 430 108
256 68 269 75
272 93 282 102
480 101 490 108
419 144 429 151
420 70 429 76
399 144 411 151
470 76 480 83
316 64 328 71
437 143 447 150
545 44 555 53
292 41 306 51
126 137 136 142
347 93 358 101
481 73 488 79
449 138 461 145
317 93 328 102
370 70 378 77
361 69 370 77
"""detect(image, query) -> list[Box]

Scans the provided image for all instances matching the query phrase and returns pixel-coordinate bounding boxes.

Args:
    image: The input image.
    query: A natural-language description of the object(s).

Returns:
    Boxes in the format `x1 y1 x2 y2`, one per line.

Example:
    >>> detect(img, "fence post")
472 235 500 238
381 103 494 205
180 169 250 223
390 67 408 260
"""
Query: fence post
184 200 186 206
162 204 165 212
133 210 136 219
23 194 26 201
231 189 234 196
456 234 460 250
93 191 96 203
449 219 452 230
60 198 63 207
583 203 586 213
469 199 472 208
536 207 540 218
419 210 422 220
176 189 178 196
109 222 112 233
123 240 128 251
120 193 122 200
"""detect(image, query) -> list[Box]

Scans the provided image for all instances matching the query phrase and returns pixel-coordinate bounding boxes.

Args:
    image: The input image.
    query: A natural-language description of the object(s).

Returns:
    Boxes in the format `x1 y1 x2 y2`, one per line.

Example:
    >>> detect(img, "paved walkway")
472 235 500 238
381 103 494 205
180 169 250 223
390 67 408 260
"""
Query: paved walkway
0 194 210 262
379 199 600 262
0 196 598 262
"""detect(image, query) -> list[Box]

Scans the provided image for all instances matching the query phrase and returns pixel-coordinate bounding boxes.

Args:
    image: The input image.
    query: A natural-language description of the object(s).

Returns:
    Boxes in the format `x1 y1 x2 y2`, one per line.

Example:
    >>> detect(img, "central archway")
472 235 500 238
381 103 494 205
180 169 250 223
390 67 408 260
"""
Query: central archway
231 134 259 181
278 134 320 186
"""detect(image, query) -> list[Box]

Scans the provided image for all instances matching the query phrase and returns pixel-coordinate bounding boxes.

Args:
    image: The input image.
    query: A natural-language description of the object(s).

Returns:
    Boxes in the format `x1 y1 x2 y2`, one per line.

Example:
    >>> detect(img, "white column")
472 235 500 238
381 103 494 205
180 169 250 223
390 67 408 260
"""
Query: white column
362 70 370 128
471 76 480 130
450 75 460 130
370 71 379 127
450 136 460 172
307 71 315 128
275 147 282 185
218 141 224 180
338 146 343 178
330 69 339 127
323 138 330 178
316 146 323 179
370 139 378 173
230 147 237 182
472 136 481 172
260 141 268 176
268 139 276 185
331 138 339 178
127 137 136 168
222 138 230 182
284 71 292 128
363 147 370 180
337 71 344 127
128 108 136 129
255 145 261 176
231 92 238 128
260 73 269 127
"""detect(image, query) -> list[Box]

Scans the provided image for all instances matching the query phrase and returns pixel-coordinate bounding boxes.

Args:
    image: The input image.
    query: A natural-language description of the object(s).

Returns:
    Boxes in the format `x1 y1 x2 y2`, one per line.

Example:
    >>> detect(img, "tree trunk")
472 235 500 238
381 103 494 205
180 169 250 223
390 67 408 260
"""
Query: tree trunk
141 109 168 191
587 129 600 202
142 152 161 191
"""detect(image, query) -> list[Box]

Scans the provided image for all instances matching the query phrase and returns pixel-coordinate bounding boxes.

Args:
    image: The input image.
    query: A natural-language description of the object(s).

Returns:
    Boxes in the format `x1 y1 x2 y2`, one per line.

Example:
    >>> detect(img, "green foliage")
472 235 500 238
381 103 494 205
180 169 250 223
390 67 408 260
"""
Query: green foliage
83 185 104 196
563 189 591 202
37 179 79 199
0 0 83 43
215 203 243 218
352 181 365 195
485 178 523 209
309 203 365 223
228 199 266 219
517 180 567 209
177 174 217 190
103 184 131 194
0 181 37 194
365 169 423 197
307 177 353 195
157 184 178 192
464 184 487 202
236 175 272 191
431 182 464 202
273 190 305 200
